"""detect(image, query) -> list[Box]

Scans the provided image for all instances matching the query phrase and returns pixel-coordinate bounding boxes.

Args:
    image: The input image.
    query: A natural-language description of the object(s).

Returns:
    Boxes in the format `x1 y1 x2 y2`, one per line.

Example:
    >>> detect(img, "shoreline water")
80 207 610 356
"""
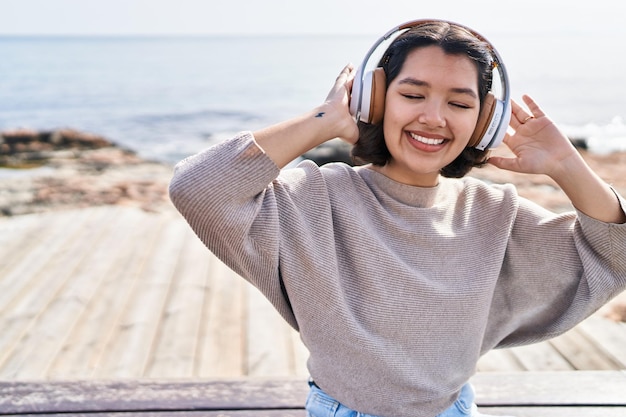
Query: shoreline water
2 34 625 164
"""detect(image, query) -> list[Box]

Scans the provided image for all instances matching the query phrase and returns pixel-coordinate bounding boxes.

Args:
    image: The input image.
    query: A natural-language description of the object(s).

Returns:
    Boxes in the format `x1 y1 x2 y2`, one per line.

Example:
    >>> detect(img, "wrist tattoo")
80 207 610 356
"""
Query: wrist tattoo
315 112 325 118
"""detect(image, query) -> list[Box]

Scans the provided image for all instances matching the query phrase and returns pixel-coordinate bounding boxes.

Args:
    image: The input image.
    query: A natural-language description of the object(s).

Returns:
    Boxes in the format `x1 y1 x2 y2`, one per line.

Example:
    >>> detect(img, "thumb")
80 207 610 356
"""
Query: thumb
487 156 522 173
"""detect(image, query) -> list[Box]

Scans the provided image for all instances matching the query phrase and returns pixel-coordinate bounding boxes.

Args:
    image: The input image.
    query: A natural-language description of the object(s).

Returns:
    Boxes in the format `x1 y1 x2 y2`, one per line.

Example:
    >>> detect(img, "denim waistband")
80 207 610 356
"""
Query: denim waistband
305 380 478 417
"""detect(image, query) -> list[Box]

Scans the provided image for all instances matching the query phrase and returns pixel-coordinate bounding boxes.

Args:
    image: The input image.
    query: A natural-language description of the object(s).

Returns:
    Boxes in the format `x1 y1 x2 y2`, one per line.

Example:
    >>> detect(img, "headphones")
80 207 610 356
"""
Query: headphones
349 19 511 151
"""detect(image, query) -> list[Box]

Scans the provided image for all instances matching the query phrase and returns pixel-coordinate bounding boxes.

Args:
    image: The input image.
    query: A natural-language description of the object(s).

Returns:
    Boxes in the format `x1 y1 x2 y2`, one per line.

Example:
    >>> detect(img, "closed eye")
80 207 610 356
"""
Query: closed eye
450 102 472 109
401 94 424 100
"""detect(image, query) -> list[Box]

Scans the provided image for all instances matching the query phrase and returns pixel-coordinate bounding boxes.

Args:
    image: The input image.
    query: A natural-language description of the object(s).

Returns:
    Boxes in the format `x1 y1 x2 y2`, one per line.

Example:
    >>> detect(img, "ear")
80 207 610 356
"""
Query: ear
368 68 387 124
468 92 496 148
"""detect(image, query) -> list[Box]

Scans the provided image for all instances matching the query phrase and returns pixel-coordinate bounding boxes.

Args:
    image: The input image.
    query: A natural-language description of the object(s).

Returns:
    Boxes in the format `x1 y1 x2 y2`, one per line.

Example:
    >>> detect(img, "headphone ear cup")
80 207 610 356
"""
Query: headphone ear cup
368 68 387 124
349 67 363 119
468 92 496 148
358 68 387 124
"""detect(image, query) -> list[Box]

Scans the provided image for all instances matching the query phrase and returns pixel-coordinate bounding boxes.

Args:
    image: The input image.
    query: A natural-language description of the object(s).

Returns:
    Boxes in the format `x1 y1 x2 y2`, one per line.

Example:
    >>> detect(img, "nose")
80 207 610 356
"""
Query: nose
417 100 446 128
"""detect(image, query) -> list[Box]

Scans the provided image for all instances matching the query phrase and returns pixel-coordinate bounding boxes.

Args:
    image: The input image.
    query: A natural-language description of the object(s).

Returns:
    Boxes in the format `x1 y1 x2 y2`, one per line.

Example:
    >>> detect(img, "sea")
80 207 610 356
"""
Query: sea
1 32 625 165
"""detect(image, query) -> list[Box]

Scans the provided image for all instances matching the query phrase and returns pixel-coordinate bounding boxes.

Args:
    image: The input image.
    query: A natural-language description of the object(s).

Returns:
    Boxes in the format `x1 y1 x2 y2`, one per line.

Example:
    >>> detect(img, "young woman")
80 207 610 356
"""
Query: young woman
169 20 626 417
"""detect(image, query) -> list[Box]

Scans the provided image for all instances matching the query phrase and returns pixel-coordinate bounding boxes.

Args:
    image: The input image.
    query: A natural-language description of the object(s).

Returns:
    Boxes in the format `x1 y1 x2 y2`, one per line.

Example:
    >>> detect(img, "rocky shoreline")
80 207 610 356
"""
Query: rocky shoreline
5 128 626 217
2 128 625 321
0 128 173 216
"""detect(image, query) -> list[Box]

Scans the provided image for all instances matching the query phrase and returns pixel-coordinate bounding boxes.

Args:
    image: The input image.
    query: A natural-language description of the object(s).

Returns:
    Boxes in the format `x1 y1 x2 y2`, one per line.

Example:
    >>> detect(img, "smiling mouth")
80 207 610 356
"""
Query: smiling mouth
408 132 446 146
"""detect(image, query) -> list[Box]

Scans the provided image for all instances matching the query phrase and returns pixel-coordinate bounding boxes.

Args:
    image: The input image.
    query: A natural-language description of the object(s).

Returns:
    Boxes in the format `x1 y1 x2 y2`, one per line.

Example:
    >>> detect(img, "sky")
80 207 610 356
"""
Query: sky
1 0 624 37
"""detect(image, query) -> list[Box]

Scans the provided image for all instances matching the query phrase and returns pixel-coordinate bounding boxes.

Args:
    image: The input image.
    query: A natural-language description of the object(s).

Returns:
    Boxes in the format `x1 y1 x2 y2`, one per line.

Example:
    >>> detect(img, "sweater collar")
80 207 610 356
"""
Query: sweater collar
358 166 445 208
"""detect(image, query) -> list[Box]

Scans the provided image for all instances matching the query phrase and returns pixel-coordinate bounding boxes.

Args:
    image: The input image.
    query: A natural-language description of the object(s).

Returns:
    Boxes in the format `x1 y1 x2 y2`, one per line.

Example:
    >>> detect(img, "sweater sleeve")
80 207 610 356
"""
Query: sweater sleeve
484 190 626 350
168 132 299 328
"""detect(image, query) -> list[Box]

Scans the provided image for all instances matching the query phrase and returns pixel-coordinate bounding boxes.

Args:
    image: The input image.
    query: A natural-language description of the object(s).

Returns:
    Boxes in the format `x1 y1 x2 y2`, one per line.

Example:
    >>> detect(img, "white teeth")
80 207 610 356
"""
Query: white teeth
409 132 444 145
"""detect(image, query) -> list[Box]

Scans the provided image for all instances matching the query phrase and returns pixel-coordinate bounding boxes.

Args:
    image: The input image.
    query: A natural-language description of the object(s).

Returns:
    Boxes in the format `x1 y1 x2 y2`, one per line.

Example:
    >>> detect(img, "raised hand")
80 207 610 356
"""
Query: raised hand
489 95 625 223
488 95 578 178
322 63 360 144
252 64 360 168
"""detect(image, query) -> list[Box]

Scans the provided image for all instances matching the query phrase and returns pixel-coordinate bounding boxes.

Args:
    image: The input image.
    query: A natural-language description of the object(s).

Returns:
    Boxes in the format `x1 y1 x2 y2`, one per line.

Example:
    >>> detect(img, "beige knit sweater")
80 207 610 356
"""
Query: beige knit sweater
169 132 626 417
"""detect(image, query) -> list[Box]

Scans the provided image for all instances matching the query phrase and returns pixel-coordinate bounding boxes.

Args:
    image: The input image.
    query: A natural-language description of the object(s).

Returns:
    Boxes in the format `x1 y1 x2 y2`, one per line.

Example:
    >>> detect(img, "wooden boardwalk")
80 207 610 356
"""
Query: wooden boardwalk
3 372 626 416
1 203 626 381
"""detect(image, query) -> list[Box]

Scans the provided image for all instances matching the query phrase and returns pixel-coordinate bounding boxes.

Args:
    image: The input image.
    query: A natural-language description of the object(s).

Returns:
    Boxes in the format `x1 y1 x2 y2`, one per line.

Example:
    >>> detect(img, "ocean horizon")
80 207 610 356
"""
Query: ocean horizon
1 33 625 164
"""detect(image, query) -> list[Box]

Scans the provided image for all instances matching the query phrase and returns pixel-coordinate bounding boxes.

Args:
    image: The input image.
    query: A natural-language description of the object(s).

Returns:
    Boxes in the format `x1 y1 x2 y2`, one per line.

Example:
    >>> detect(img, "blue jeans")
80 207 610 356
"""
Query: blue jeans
305 381 506 417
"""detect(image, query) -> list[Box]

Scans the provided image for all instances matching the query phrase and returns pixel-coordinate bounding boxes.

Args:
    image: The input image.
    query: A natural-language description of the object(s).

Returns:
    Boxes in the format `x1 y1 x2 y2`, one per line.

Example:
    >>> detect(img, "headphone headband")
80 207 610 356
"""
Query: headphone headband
350 19 511 151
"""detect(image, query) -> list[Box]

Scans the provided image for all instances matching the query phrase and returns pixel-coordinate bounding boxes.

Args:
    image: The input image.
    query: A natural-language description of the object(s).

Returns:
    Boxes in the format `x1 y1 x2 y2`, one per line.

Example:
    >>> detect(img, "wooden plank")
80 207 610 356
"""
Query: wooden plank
170 234 309 378
92 216 189 378
0 206 127 379
1 372 625 415
3 409 625 417
196 256 246 377
505 340 575 371
0 210 74 277
549 325 622 370
0 411 306 417
145 227 213 378
478 312 626 373
478 407 626 417
0 211 44 261
45 208 167 378
578 316 626 368
0 208 111 376
0 379 309 414
471 371 626 405
477 348 525 372
0 208 95 315
246 284 298 377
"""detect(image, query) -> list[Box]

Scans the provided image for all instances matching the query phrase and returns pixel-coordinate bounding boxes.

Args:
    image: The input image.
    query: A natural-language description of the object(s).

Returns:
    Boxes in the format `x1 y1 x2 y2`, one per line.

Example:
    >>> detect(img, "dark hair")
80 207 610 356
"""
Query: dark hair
351 21 494 178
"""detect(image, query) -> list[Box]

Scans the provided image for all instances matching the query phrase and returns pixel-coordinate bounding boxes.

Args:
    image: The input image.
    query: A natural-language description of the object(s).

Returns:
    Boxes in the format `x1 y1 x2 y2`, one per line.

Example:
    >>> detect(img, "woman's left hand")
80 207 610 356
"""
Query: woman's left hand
487 95 579 178
489 95 626 224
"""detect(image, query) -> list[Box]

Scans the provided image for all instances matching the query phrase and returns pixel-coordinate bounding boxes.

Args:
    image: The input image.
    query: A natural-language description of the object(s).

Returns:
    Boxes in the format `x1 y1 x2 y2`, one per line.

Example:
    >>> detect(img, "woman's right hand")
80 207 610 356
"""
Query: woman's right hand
321 64 360 144
253 64 361 168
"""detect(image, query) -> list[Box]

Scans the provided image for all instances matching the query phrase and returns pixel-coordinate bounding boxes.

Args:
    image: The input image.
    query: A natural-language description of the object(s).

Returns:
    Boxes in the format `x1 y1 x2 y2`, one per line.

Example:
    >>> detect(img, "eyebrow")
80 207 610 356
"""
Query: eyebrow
397 77 478 99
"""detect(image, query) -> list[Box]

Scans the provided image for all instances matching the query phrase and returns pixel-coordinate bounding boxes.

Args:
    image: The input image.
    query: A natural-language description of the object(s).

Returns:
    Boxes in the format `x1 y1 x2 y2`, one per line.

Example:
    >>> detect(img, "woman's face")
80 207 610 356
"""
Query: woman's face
377 45 481 187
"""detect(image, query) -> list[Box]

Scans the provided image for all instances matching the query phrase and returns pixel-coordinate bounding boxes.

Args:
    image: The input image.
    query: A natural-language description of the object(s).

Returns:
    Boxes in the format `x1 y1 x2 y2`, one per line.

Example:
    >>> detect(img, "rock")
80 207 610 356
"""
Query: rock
1 128 112 150
302 138 354 166
0 128 119 168
0 128 172 216
569 136 588 150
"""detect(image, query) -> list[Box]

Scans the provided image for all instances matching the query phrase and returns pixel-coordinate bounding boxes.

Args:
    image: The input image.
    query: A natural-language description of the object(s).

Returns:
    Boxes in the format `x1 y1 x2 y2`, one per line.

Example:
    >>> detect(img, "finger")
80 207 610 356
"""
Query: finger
487 156 523 173
345 65 357 85
337 63 355 81
521 94 546 118
501 130 514 146
336 64 356 90
510 98 536 127
509 100 530 128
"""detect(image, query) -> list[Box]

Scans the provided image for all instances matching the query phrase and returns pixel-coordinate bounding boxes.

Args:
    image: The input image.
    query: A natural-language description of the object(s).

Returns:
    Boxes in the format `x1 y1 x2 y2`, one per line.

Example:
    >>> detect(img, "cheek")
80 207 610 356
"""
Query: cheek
381 103 396 140
382 96 407 131
460 111 481 139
